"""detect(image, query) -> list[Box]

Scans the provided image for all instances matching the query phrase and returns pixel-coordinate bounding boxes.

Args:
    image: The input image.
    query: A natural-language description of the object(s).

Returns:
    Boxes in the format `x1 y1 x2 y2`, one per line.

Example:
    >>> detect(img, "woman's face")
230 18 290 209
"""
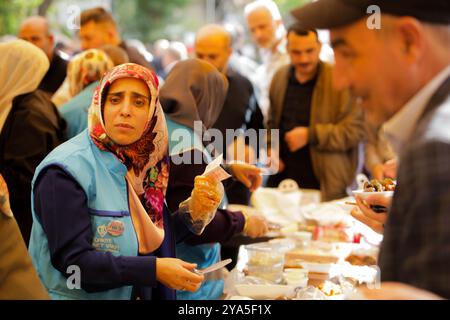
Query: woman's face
103 77 153 145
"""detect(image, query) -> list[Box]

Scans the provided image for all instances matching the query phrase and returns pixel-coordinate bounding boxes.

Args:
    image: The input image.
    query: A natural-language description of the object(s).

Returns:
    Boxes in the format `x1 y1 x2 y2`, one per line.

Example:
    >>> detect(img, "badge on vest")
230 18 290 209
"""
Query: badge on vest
106 220 125 237
97 221 124 238
97 224 108 237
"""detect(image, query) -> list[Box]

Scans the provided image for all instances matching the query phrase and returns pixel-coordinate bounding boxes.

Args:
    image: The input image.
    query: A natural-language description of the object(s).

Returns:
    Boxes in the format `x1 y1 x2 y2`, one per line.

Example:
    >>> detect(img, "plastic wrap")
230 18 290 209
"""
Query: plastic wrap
179 175 225 235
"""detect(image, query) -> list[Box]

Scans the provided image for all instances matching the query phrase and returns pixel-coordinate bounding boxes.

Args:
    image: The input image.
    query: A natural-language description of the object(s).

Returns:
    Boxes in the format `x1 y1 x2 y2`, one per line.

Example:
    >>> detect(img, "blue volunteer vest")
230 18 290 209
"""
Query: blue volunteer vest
166 116 226 300
59 81 98 139
29 130 138 300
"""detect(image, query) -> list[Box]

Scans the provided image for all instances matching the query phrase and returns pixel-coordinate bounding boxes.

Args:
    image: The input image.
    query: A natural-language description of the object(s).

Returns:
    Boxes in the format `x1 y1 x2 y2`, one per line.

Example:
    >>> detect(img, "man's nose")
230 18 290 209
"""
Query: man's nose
254 29 264 40
299 54 309 63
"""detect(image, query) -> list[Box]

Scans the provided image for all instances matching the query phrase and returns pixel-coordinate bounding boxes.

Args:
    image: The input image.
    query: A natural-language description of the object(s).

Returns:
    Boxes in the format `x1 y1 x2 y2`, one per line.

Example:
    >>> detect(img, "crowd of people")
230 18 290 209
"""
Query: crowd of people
0 0 449 300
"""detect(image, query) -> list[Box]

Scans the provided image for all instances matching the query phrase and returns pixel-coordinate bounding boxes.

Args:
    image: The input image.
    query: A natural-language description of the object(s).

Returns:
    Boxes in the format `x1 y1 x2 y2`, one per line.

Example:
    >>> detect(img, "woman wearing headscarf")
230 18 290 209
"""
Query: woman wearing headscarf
161 59 267 300
29 63 223 300
56 49 115 138
52 49 114 107
0 40 66 245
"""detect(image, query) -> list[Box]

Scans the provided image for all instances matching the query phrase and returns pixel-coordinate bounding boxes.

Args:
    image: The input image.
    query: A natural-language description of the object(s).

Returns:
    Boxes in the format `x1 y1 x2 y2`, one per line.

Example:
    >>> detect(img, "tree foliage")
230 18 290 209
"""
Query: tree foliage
113 0 189 42
0 0 44 35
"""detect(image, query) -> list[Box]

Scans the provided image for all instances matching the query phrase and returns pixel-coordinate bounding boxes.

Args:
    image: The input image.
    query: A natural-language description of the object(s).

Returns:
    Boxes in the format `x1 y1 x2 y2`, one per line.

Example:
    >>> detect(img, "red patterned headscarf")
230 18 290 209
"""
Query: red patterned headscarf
88 63 169 253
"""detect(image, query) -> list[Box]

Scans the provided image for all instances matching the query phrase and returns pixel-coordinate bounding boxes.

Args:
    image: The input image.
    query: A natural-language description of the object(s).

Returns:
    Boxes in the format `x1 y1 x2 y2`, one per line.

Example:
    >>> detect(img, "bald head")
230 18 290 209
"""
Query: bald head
244 0 284 50
19 16 54 60
196 24 232 49
195 24 232 73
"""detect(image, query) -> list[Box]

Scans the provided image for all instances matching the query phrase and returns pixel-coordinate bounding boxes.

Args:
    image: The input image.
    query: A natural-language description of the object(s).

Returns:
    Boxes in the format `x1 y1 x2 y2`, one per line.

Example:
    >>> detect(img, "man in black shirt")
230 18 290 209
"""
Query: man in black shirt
195 25 267 269
18 16 68 95
195 24 265 205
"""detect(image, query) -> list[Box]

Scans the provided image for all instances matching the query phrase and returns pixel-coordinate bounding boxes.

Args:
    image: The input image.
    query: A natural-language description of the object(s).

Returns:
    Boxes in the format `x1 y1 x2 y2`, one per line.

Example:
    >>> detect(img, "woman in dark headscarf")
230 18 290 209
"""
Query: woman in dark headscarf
160 59 228 131
161 59 268 300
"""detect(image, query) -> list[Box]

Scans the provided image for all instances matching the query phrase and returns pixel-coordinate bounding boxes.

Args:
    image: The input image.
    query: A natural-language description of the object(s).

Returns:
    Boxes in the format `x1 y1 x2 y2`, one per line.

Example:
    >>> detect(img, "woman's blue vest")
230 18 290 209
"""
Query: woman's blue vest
166 116 226 300
29 130 139 300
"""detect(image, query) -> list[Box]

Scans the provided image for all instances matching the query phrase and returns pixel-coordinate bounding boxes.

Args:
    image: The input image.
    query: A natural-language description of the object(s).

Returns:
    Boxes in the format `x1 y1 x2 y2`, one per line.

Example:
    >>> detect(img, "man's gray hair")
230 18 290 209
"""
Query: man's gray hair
165 41 188 61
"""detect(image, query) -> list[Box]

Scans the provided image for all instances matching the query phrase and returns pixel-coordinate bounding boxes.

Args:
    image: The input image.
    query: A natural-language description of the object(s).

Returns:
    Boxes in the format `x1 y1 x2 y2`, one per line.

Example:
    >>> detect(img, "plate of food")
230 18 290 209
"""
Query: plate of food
352 189 394 200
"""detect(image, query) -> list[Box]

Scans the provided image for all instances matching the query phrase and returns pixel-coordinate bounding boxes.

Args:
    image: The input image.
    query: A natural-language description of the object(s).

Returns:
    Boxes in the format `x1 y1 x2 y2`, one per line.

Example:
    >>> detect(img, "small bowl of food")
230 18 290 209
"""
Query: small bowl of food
353 178 396 199
352 189 394 200
351 179 396 212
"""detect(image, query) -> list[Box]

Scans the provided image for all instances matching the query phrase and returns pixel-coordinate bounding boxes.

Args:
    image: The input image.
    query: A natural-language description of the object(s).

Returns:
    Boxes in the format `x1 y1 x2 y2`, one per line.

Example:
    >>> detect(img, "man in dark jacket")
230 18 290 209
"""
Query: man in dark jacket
194 25 267 269
18 16 68 95
195 24 265 205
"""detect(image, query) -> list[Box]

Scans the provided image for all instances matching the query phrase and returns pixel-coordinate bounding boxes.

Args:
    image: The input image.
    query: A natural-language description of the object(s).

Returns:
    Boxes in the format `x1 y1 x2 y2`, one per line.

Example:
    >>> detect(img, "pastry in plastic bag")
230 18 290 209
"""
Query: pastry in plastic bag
179 175 224 234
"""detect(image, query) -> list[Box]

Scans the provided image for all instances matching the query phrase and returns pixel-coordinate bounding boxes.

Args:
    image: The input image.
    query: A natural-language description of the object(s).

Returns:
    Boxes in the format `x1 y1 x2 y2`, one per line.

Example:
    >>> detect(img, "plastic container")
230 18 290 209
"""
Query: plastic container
245 242 285 283
286 231 313 248
283 268 309 287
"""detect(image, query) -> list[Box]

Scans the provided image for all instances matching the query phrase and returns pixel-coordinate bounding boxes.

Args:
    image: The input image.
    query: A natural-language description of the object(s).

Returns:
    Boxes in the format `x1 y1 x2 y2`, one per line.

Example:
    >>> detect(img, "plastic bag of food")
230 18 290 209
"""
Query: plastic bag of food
179 155 230 234
179 175 225 235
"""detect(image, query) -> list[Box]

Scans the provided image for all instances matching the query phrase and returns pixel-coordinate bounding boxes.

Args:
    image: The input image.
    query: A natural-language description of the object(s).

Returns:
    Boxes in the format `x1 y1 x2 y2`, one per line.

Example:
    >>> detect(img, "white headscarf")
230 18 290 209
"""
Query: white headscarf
0 40 49 133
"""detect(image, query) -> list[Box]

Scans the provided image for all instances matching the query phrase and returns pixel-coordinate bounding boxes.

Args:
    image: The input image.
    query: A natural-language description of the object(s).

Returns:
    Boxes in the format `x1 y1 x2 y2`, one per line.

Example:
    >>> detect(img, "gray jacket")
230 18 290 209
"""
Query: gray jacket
379 75 450 298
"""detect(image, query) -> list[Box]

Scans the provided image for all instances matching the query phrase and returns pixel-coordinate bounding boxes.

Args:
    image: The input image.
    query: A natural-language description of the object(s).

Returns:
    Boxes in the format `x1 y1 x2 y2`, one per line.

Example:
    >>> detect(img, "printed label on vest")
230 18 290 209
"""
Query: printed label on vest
93 220 125 254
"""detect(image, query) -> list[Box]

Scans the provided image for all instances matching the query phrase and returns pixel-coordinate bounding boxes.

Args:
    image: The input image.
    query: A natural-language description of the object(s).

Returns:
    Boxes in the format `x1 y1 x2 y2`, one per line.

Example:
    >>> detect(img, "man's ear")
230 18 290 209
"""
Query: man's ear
48 34 54 47
396 17 424 63
226 46 232 58
274 19 282 29
107 30 115 42
317 42 322 53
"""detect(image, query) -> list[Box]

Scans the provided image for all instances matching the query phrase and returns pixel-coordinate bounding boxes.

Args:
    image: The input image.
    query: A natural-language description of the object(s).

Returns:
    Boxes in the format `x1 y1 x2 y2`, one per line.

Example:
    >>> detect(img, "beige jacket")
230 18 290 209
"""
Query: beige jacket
0 212 49 299
268 62 365 201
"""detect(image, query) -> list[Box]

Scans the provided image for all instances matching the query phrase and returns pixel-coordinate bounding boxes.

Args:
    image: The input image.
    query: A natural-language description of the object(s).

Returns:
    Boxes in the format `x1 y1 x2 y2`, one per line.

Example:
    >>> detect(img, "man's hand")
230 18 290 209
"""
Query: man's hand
351 194 391 234
229 163 262 192
372 159 398 180
285 127 309 152
356 282 443 300
372 163 385 180
383 158 397 179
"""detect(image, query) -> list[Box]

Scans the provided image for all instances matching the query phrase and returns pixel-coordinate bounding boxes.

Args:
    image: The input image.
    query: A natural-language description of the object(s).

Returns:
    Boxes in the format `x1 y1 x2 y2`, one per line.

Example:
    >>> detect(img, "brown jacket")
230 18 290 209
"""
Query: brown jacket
0 212 49 299
268 62 365 201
